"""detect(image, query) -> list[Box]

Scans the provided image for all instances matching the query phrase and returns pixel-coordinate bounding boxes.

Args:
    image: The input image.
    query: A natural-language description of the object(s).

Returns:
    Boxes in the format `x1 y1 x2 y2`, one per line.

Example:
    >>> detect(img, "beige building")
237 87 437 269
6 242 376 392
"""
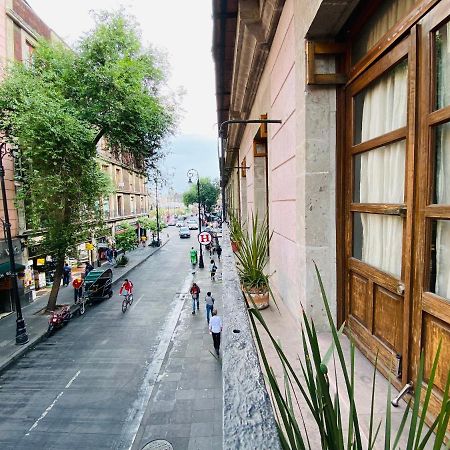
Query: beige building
214 0 450 423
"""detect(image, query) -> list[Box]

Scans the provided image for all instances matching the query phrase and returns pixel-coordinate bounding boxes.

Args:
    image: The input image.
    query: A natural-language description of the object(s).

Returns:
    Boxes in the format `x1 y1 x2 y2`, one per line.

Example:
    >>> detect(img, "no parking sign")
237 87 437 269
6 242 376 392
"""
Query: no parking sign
198 231 212 245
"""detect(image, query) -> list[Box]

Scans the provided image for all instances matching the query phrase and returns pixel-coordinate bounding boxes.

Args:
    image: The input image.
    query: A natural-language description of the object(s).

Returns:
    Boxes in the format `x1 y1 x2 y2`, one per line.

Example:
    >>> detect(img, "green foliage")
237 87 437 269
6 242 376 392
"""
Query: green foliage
115 223 137 253
235 214 271 291
228 209 244 243
115 254 129 267
0 10 178 308
248 263 450 449
183 177 220 213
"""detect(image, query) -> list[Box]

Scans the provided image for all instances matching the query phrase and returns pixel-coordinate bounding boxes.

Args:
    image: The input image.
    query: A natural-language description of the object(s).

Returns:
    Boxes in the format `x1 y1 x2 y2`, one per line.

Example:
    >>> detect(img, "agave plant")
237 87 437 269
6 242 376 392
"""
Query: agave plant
228 209 244 244
235 213 272 292
247 263 450 449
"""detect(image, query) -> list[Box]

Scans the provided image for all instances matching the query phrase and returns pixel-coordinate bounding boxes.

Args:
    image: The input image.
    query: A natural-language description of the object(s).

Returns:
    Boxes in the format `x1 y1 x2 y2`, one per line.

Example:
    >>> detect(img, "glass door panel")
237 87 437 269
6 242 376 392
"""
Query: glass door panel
353 141 406 203
430 220 450 300
433 121 450 204
354 59 408 144
352 212 403 277
435 21 450 110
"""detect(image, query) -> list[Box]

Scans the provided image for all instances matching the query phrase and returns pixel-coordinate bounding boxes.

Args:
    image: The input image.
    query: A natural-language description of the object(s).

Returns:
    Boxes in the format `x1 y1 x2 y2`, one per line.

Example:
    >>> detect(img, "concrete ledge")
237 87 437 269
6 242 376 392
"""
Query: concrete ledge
221 225 281 450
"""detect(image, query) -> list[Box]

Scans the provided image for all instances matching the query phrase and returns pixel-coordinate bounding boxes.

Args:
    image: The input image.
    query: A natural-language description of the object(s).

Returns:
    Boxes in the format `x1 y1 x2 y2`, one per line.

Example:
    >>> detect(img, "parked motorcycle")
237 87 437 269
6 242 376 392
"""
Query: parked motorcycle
46 306 71 337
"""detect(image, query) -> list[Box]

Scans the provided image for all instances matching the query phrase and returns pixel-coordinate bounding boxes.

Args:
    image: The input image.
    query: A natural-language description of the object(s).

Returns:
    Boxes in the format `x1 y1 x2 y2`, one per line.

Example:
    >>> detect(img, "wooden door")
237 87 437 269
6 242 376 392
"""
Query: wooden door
411 0 450 419
344 35 416 389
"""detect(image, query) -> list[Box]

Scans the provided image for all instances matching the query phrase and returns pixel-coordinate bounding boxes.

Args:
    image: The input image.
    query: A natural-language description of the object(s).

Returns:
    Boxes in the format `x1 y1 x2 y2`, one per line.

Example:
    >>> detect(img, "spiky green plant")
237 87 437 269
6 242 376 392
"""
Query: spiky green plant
247 262 450 449
235 213 272 292
228 209 244 244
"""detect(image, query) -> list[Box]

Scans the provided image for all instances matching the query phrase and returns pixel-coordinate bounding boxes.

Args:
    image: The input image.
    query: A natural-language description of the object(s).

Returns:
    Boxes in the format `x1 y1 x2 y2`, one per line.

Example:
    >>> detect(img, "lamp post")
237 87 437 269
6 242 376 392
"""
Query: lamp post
0 143 28 345
155 177 160 247
187 169 204 269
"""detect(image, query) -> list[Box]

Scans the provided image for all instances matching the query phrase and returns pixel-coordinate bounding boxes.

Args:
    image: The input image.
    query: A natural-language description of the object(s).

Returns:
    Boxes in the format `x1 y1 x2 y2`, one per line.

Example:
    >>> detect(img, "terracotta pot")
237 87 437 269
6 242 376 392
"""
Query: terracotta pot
244 288 269 310
231 240 239 253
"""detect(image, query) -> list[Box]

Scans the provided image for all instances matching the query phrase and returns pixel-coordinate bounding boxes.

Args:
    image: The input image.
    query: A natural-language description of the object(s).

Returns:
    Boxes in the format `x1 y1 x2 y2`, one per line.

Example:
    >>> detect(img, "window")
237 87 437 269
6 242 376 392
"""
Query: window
117 195 123 217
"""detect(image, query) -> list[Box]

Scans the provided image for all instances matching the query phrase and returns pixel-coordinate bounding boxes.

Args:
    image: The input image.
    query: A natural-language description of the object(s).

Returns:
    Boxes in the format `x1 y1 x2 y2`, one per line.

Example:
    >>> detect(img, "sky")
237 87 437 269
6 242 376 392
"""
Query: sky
27 0 219 193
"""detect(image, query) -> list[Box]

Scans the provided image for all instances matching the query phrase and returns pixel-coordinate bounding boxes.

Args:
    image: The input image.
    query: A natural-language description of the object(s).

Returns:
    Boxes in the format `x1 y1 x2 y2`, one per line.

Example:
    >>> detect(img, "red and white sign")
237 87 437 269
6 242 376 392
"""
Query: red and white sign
198 231 212 245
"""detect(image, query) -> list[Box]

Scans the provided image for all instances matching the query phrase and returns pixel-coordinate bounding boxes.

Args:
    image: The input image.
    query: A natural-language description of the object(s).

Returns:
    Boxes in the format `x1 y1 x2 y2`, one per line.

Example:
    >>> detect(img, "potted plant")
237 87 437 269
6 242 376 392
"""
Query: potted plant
235 214 272 310
229 210 243 253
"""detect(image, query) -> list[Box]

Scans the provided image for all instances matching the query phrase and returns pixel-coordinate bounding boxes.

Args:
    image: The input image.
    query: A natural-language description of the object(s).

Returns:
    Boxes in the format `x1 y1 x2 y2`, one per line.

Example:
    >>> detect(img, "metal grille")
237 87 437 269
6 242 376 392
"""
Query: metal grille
141 439 173 450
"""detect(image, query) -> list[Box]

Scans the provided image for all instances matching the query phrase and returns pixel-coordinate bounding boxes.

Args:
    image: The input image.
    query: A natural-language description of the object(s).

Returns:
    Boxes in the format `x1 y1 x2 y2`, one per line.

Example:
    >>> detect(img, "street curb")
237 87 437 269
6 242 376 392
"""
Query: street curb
0 237 171 376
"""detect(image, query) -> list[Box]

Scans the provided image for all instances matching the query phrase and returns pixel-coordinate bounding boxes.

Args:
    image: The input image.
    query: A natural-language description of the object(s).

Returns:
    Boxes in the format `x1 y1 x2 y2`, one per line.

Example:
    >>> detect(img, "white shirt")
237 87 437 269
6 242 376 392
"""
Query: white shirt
209 315 222 333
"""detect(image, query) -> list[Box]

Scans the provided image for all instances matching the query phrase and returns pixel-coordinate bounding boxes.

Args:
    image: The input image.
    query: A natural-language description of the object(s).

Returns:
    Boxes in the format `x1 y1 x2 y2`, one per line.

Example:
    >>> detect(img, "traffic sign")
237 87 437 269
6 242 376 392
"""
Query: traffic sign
198 231 212 245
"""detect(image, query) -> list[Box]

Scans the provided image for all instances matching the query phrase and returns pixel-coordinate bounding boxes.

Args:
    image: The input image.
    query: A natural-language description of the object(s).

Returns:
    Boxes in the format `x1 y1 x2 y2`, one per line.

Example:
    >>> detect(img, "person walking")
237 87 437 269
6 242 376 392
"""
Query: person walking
216 245 222 262
190 247 198 268
72 277 83 303
62 262 71 286
209 309 222 356
190 282 201 315
205 291 215 324
209 259 217 281
84 262 94 276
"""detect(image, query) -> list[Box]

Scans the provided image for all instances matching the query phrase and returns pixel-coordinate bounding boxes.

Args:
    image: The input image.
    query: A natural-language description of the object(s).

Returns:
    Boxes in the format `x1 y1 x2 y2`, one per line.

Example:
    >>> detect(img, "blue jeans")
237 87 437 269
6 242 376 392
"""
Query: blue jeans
192 296 199 312
206 304 214 323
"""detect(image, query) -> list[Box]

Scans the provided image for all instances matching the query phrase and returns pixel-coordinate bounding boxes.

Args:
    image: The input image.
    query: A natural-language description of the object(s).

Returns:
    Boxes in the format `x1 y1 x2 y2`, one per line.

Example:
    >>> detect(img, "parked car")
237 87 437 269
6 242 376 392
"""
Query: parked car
187 221 198 230
168 219 176 226
179 227 191 238
176 221 184 227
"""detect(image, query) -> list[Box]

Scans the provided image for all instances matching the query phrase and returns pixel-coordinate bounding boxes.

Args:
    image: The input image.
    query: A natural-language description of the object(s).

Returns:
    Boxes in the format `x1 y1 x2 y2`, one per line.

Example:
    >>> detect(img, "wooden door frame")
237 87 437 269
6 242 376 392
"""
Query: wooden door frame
340 30 418 389
411 0 450 418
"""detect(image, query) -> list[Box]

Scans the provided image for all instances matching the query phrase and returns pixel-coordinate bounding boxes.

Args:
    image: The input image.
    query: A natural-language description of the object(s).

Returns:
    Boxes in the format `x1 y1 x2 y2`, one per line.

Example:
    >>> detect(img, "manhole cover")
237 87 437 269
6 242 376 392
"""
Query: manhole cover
141 440 173 450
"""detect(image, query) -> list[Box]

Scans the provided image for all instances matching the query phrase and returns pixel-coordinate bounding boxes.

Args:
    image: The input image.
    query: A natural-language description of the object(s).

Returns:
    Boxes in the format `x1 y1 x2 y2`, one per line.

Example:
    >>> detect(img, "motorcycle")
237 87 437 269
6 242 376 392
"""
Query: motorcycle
46 305 71 337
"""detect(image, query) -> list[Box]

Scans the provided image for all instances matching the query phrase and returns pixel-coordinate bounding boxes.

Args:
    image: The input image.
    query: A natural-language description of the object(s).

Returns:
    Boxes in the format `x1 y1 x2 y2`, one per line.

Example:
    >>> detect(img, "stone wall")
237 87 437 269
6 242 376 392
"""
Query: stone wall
221 224 281 450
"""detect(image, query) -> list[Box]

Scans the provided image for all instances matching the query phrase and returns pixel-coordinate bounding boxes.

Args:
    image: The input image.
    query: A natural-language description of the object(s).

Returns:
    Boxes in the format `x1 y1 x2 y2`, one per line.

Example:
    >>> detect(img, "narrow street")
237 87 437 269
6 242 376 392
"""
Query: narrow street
0 228 220 450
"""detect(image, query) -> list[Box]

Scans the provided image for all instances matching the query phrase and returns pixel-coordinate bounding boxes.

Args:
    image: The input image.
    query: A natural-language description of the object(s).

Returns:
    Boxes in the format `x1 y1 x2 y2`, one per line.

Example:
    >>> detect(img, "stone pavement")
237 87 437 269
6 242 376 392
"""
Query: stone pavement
0 234 170 375
131 251 224 450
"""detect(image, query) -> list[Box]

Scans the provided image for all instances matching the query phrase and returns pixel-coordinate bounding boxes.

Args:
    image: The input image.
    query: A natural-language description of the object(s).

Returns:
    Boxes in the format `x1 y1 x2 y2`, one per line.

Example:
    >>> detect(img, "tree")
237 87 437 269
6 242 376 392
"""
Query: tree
183 178 220 213
0 11 177 311
115 223 137 253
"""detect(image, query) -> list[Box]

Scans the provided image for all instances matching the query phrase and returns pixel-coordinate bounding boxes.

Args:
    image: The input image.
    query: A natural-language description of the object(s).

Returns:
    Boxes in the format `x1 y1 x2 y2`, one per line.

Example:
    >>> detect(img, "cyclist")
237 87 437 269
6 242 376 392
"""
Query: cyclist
119 278 134 299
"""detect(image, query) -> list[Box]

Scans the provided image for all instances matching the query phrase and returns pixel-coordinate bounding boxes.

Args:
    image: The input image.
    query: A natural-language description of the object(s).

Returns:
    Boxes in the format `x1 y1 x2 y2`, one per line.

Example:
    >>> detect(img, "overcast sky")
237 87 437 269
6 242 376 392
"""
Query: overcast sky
27 0 219 193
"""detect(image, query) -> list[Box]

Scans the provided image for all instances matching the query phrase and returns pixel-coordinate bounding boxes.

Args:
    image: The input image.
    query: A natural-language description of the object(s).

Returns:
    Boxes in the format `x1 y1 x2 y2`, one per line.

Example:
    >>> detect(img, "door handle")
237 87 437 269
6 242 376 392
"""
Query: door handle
396 283 405 295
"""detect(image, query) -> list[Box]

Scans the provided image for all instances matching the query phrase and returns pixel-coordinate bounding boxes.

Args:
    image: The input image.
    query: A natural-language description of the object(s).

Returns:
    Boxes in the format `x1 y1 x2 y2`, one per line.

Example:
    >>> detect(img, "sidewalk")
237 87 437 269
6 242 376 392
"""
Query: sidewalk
0 235 170 375
131 253 224 450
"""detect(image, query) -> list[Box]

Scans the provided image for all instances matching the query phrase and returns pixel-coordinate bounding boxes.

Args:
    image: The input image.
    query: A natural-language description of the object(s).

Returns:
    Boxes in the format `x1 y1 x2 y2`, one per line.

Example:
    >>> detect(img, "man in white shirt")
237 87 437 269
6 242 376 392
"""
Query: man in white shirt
208 309 222 356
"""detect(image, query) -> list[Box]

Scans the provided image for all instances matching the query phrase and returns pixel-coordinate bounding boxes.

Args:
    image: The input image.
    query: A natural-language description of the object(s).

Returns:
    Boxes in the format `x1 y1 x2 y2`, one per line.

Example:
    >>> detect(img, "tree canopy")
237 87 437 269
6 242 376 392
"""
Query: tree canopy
0 11 178 310
183 178 220 213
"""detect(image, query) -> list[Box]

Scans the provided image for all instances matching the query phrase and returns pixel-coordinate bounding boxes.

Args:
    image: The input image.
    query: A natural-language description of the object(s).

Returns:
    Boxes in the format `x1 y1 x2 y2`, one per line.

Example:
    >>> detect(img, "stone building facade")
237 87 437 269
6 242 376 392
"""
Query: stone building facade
213 0 450 422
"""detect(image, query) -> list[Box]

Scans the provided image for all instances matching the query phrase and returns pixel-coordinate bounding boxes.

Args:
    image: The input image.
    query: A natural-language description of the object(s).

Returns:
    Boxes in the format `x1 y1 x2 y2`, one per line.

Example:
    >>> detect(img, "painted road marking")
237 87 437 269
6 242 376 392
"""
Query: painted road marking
132 294 144 308
25 370 81 436
115 273 193 450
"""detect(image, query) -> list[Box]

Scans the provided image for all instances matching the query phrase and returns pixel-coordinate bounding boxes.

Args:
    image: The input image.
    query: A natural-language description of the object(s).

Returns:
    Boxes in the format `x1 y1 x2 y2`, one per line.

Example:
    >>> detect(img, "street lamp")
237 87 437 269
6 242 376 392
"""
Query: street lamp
187 169 204 269
155 177 160 247
0 142 28 345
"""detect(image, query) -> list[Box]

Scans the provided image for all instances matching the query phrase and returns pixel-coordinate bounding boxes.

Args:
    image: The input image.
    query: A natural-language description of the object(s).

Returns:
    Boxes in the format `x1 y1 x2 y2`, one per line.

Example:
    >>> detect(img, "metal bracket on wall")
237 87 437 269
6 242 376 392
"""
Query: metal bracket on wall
306 40 347 85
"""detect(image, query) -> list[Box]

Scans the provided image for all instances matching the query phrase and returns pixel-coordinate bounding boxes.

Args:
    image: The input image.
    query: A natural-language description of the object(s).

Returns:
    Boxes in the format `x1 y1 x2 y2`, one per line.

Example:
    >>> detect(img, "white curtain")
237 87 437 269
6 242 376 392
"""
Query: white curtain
435 23 450 299
358 61 407 278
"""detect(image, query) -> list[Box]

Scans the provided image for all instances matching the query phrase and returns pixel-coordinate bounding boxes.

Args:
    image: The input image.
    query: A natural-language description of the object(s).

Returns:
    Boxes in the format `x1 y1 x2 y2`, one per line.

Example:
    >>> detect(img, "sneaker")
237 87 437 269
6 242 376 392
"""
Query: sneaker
192 311 195 315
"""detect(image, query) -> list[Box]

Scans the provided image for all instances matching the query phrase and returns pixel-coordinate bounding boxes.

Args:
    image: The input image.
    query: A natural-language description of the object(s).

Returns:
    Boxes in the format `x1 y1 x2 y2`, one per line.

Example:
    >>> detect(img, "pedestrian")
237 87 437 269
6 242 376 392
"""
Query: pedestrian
209 309 222 356
62 262 71 286
140 235 147 247
106 247 113 265
190 282 200 315
112 247 118 262
205 291 215 324
209 259 217 281
216 245 222 262
190 247 198 268
84 262 94 276
72 277 83 303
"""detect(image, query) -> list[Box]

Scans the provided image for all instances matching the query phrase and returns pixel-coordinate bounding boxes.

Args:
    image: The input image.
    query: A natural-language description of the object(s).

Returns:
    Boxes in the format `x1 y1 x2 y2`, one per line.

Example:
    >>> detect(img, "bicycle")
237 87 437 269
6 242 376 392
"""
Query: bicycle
121 292 134 313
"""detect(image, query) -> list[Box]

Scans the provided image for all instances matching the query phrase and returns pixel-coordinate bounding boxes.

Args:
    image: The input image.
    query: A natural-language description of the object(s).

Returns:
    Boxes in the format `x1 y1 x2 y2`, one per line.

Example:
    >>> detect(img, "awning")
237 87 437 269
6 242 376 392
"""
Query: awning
0 262 26 276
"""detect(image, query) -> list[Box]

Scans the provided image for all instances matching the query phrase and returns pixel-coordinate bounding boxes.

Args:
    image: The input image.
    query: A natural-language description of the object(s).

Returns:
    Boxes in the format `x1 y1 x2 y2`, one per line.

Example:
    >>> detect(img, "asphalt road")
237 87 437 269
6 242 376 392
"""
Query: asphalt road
0 227 196 450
